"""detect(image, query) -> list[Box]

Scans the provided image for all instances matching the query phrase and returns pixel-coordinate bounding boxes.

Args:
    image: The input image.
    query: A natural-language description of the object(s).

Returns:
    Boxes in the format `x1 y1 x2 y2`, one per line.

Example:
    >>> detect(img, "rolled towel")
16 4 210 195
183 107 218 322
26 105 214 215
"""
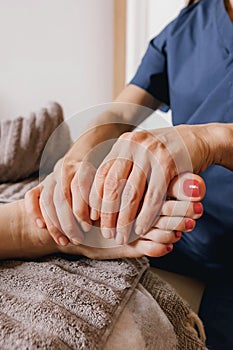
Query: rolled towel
0 102 72 183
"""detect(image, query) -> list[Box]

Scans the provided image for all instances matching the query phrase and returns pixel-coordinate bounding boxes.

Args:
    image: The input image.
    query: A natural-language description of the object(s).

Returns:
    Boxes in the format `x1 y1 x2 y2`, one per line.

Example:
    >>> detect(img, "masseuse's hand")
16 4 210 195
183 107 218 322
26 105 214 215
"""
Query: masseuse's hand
89 125 210 244
25 157 96 246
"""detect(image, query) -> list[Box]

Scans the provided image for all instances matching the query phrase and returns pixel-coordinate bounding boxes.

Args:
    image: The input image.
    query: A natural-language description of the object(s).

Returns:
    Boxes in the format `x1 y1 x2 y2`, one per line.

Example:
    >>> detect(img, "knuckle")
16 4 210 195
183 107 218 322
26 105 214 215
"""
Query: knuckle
25 188 35 199
100 212 111 222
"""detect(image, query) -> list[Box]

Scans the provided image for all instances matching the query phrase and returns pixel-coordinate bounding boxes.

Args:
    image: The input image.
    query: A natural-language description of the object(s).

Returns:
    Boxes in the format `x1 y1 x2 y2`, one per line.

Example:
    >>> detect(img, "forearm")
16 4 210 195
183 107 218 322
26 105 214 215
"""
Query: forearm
175 123 233 173
65 85 160 163
66 111 133 164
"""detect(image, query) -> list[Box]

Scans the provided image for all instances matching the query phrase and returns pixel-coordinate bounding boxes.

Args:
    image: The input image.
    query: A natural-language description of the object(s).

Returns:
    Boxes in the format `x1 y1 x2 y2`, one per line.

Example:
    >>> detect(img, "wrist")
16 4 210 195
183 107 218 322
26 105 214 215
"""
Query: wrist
175 124 213 173
206 123 233 168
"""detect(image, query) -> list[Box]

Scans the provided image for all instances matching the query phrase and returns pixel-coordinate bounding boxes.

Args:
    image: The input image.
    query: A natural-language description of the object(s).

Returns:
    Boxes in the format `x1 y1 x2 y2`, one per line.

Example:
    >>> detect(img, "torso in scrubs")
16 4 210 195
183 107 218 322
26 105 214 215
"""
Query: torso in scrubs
130 0 233 273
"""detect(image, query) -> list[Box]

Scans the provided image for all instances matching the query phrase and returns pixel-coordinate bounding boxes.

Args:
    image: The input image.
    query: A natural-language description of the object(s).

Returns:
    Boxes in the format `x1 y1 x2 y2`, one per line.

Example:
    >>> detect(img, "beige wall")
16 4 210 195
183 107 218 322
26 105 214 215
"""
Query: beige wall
0 0 114 120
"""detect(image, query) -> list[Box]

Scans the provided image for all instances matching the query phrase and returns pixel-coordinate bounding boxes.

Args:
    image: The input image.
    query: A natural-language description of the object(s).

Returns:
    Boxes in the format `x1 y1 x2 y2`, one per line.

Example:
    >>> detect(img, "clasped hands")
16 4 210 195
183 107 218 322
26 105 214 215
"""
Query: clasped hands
25 126 206 257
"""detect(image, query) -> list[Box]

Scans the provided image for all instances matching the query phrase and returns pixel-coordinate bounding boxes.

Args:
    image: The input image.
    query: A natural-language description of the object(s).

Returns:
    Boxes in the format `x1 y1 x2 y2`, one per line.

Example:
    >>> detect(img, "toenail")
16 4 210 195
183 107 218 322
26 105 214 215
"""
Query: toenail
194 203 203 214
167 244 173 252
183 179 200 197
185 219 194 230
175 231 182 238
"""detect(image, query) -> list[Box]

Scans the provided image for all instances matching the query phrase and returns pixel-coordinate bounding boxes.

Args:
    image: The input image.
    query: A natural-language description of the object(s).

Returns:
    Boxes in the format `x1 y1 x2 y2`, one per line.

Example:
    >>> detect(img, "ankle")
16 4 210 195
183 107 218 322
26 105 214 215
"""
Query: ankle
18 200 59 257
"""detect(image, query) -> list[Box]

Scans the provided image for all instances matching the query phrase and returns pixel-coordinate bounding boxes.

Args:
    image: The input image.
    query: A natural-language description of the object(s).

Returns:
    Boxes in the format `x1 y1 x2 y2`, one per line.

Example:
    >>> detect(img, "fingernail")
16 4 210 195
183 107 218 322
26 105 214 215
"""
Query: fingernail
36 218 44 228
90 209 99 221
194 203 203 214
80 221 92 232
175 231 182 238
135 226 144 236
58 236 69 246
115 235 124 245
183 179 200 197
102 228 113 239
185 219 194 230
167 244 173 252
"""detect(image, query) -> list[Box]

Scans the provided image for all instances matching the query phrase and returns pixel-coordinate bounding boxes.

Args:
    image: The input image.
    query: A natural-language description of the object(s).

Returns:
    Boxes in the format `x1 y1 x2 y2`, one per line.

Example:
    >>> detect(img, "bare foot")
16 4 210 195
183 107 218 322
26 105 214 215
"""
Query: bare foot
0 173 205 260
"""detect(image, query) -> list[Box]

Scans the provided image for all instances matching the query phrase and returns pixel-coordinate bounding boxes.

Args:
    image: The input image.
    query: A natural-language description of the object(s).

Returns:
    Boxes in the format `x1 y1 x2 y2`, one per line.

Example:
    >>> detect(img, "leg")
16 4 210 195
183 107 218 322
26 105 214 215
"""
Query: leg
0 200 58 259
0 199 177 260
199 280 233 350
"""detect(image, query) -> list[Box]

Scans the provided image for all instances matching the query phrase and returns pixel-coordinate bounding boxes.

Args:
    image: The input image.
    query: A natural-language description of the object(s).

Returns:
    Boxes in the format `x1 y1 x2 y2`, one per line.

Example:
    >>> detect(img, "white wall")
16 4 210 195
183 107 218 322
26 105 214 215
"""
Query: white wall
126 0 185 127
0 0 114 119
126 0 185 82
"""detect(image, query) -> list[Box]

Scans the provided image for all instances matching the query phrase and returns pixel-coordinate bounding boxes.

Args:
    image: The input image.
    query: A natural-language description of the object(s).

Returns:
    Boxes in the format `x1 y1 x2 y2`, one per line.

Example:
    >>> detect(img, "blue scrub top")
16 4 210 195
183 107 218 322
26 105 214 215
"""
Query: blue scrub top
130 0 233 271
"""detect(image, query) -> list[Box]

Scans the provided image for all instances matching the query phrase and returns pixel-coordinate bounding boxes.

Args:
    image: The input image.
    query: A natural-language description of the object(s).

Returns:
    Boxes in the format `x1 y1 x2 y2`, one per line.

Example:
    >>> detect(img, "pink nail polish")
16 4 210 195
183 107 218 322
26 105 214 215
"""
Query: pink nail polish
175 231 182 238
194 203 203 214
185 219 194 230
183 179 200 197
167 245 173 252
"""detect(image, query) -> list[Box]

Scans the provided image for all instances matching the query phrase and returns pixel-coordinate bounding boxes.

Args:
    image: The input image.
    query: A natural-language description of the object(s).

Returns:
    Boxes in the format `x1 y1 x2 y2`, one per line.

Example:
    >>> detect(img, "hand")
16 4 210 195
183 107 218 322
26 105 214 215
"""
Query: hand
25 157 96 245
89 126 209 244
59 173 206 258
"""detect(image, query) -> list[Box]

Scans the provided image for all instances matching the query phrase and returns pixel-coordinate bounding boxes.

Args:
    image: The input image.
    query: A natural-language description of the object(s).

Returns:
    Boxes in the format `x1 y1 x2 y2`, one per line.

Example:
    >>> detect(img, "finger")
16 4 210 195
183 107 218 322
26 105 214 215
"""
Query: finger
154 216 196 232
100 159 133 239
24 185 45 228
71 162 96 232
39 182 68 246
143 228 182 244
54 182 84 245
89 160 113 221
134 166 167 236
167 173 206 201
161 200 203 219
115 164 147 245
55 160 74 207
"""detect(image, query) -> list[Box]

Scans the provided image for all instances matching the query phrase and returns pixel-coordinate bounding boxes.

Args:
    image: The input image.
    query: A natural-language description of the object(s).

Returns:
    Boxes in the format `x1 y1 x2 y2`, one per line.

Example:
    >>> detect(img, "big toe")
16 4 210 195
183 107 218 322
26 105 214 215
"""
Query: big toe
167 173 206 201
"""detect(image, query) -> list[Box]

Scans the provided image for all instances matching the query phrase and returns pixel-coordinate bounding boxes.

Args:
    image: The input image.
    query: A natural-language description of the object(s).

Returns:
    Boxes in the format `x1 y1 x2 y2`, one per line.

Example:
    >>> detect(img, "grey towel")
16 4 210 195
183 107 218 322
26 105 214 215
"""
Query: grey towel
0 101 71 183
0 257 149 350
0 102 71 203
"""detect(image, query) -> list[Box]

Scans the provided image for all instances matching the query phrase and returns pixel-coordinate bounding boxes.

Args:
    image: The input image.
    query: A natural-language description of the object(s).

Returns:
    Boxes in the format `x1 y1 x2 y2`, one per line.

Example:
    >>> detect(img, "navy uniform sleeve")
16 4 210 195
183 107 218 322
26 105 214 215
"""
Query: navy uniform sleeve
130 22 173 111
